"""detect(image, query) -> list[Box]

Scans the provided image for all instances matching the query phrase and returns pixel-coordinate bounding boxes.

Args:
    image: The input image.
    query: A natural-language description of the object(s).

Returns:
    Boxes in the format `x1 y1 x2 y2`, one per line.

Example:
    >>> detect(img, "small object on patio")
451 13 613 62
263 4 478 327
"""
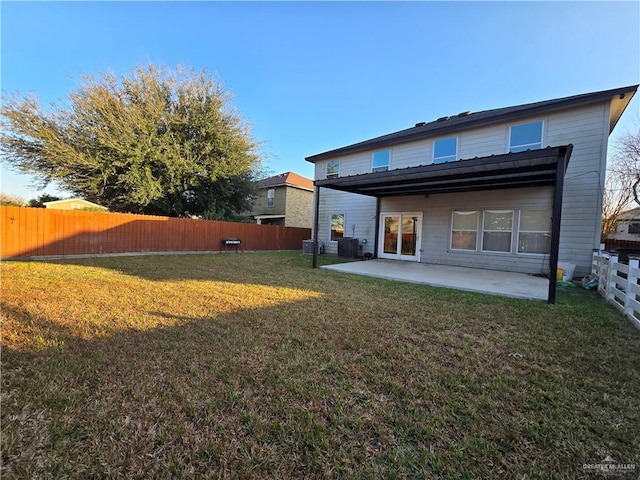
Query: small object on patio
363 252 373 260
556 280 576 287
581 275 599 290
221 237 241 253
508 352 526 359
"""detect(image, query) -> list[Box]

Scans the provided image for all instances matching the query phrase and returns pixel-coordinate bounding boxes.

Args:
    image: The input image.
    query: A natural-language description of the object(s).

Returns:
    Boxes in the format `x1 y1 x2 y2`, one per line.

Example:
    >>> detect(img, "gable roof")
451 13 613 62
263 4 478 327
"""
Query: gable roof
617 207 640 221
306 85 637 163
43 198 107 210
256 172 314 191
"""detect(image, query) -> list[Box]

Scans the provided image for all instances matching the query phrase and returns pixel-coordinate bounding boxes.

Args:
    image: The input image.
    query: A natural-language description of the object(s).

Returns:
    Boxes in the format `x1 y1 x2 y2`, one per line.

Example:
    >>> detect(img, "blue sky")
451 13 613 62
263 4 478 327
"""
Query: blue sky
1 1 639 200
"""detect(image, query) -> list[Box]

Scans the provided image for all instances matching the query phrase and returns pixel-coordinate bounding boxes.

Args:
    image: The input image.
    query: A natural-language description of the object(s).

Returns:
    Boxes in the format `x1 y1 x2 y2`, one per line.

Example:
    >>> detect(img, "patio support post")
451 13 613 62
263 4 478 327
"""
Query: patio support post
547 145 571 304
373 196 381 259
312 185 320 268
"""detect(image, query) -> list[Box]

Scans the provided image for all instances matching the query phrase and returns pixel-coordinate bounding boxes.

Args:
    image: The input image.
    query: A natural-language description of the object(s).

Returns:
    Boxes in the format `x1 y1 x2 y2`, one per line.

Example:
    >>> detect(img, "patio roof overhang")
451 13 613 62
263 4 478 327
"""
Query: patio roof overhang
312 145 574 304
314 146 572 197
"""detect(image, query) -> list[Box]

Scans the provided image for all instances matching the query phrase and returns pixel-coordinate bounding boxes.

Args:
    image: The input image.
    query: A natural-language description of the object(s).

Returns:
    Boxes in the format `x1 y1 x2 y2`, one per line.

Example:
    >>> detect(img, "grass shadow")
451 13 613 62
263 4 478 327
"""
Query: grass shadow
2 253 640 478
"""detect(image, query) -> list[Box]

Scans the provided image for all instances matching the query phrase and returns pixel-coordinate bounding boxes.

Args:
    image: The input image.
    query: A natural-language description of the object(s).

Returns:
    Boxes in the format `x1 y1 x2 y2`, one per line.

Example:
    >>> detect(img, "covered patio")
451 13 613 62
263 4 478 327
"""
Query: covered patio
322 259 548 301
312 145 573 303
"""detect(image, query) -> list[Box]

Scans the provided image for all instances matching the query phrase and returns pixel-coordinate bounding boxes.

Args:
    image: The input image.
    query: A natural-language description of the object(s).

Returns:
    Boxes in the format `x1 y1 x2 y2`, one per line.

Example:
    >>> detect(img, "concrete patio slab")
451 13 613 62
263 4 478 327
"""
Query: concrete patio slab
321 259 549 301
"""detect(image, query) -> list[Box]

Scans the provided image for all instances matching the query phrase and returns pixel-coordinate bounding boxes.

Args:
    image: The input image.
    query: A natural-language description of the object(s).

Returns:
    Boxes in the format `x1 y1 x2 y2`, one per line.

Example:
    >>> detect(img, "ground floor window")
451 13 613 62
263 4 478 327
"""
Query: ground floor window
451 211 478 250
518 210 552 254
331 213 344 241
451 209 551 255
482 210 513 252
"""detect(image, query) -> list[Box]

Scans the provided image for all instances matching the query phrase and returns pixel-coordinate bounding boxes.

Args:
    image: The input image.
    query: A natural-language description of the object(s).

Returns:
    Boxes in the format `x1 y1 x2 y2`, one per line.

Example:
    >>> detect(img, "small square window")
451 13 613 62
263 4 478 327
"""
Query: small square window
433 137 457 164
326 159 340 179
509 121 543 153
629 222 640 234
372 150 390 173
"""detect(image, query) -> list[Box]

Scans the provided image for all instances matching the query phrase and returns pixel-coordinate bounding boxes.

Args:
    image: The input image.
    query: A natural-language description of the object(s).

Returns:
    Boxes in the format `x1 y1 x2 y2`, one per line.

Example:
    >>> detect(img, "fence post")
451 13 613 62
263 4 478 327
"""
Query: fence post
605 254 619 302
597 253 608 297
592 249 601 276
624 257 639 318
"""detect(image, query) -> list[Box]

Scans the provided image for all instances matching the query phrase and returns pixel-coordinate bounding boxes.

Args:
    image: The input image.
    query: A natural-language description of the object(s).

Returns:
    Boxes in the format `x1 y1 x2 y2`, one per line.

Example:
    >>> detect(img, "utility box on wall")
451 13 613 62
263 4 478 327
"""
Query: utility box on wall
337 237 359 258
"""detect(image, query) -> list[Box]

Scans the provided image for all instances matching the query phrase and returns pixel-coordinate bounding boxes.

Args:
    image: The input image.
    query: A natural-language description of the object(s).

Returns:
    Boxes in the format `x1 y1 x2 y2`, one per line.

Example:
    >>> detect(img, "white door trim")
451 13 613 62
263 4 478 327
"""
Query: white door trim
378 212 422 262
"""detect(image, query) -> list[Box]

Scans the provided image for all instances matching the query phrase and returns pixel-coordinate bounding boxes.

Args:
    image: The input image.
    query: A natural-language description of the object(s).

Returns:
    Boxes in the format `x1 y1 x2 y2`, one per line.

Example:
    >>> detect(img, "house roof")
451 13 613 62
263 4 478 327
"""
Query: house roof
305 85 637 163
256 172 314 191
617 208 640 221
314 145 572 197
43 198 107 210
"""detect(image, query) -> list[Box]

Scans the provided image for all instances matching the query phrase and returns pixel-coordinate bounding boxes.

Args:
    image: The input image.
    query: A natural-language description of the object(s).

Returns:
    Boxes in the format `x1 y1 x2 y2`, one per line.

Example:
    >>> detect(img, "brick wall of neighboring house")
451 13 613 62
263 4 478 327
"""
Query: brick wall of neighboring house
253 186 286 216
284 187 313 228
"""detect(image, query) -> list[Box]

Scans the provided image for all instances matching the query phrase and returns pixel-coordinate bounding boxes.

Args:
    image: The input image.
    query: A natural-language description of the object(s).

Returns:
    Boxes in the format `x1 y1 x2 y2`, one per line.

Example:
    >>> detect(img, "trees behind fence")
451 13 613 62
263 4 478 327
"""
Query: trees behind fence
1 206 310 258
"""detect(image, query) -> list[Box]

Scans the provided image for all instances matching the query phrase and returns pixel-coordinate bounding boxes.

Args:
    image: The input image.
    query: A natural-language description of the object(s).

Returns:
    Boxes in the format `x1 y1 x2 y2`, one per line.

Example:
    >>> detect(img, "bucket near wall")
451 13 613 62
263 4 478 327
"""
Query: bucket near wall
556 268 564 281
558 262 576 281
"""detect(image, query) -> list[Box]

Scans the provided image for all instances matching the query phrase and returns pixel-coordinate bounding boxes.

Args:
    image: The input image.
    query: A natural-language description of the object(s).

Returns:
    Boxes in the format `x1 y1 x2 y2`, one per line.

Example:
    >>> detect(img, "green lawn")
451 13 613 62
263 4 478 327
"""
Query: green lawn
1 252 639 479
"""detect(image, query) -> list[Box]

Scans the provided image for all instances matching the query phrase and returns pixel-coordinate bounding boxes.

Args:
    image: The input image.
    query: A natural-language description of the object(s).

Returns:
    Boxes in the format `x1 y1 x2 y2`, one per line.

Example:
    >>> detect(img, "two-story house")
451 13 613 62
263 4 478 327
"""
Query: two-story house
251 171 314 228
610 208 640 241
306 85 637 301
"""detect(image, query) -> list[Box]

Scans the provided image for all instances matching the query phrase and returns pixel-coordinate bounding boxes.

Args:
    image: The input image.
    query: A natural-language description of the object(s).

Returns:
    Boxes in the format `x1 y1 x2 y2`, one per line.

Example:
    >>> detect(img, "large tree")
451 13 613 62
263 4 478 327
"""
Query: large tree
1 64 262 217
601 126 640 240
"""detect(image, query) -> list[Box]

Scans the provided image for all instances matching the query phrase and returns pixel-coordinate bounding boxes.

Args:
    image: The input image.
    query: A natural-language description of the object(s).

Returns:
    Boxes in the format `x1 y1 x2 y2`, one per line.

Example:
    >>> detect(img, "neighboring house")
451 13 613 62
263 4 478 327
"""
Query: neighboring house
306 85 638 284
43 199 108 211
251 172 314 228
610 208 640 241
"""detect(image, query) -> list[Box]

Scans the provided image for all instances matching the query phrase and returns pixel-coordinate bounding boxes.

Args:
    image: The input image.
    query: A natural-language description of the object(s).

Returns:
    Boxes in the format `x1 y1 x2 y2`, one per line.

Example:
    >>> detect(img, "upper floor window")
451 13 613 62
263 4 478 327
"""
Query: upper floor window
629 222 640 235
509 121 543 153
326 159 340 179
267 188 275 207
372 149 390 173
433 137 458 164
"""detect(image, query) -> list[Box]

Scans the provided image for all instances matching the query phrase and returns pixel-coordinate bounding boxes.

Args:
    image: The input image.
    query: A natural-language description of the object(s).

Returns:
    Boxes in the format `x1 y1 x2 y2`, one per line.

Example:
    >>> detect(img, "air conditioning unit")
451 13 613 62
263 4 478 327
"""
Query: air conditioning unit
337 237 359 258
302 240 317 255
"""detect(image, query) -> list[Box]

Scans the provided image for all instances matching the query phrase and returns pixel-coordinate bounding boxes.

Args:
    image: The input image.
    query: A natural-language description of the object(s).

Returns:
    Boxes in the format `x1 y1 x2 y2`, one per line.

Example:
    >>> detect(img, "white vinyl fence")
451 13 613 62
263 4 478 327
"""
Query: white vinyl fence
592 248 640 330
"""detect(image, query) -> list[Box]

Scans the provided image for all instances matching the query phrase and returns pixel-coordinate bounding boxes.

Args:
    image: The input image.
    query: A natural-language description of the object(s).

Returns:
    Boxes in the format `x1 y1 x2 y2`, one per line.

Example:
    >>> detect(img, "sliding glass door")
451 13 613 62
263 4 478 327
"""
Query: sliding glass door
379 212 422 261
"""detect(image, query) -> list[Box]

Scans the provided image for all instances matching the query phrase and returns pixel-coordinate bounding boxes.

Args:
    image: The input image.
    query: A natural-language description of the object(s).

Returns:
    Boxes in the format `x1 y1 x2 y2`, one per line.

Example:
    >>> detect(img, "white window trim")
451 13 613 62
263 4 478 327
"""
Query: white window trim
508 120 544 153
481 210 514 254
450 210 479 251
330 213 345 242
517 210 552 256
326 159 340 179
267 188 275 207
433 136 458 164
449 208 552 256
371 149 391 173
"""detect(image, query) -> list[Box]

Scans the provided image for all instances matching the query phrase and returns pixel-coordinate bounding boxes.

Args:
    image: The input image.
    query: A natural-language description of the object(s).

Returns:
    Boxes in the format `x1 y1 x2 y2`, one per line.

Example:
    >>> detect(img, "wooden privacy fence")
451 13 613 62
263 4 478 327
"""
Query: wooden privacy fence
0 206 311 258
592 248 640 330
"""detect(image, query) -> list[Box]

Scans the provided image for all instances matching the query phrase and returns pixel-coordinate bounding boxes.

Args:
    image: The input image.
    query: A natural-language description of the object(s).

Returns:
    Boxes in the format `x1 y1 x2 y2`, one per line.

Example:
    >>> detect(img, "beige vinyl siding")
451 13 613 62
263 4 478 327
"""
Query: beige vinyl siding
390 139 432 169
315 189 377 256
548 103 609 275
382 188 554 274
458 125 508 159
313 100 612 275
